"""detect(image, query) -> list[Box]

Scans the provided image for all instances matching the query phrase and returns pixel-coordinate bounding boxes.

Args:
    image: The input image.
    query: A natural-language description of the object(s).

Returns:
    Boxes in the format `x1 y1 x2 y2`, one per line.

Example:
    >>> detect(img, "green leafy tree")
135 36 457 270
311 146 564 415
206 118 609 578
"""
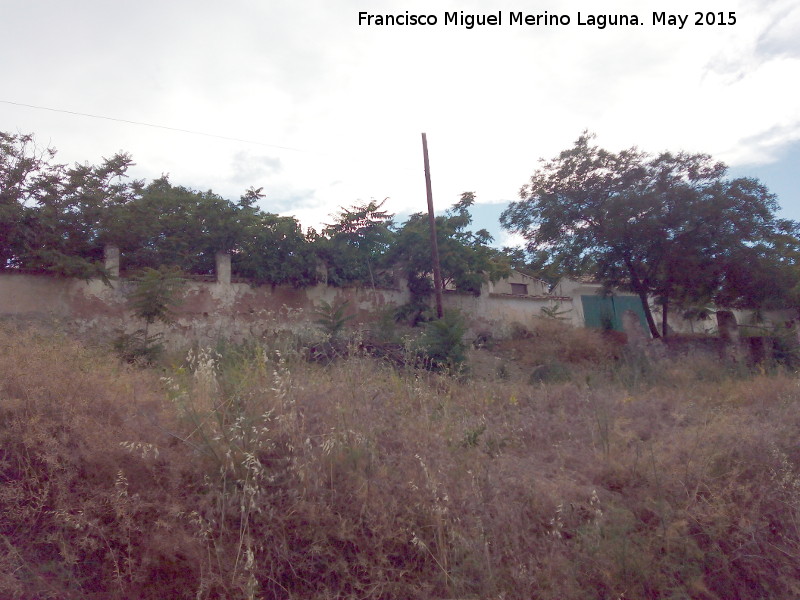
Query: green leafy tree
713 219 800 314
1 132 320 288
501 246 565 287
233 211 319 287
128 266 184 321
313 299 356 340
316 199 395 287
109 181 318 286
418 310 469 372
0 132 133 280
121 266 186 361
501 132 791 337
0 132 56 269
38 153 138 280
389 192 511 302
106 176 244 275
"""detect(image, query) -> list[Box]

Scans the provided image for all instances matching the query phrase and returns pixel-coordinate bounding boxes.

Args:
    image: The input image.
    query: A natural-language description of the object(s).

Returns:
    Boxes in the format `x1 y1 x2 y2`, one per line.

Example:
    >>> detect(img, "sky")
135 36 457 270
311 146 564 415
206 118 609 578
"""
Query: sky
2 0 798 248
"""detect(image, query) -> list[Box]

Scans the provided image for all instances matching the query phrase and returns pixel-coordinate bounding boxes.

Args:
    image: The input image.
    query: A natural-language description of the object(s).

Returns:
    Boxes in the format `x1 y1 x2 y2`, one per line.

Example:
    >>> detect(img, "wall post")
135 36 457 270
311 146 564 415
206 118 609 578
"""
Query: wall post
104 244 120 279
215 252 231 285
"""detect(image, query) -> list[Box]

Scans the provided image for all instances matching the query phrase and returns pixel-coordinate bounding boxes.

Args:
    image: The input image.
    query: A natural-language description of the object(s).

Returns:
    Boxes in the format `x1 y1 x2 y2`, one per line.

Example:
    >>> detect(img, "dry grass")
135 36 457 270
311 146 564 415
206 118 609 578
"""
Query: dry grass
2 323 800 599
496 318 623 366
0 326 198 599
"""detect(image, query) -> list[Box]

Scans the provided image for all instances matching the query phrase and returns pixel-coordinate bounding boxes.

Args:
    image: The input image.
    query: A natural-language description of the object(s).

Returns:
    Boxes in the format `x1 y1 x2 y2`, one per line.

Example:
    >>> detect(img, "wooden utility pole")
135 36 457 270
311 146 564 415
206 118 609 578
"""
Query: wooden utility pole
421 133 444 319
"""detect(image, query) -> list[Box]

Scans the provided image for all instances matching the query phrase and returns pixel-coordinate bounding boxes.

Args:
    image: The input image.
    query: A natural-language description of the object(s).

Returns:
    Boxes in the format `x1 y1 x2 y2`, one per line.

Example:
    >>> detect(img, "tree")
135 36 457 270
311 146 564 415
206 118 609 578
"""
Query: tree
36 152 138 279
501 246 564 287
500 132 791 337
120 266 186 362
389 192 511 301
0 132 56 269
232 211 319 287
714 219 800 314
0 132 134 280
418 309 469 372
1 132 323 288
316 199 395 287
106 176 244 275
313 299 356 340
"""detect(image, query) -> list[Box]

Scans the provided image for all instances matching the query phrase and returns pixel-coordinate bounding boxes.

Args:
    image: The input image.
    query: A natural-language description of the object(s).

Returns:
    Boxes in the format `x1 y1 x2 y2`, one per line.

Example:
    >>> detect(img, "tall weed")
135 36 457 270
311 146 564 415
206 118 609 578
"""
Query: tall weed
3 325 800 599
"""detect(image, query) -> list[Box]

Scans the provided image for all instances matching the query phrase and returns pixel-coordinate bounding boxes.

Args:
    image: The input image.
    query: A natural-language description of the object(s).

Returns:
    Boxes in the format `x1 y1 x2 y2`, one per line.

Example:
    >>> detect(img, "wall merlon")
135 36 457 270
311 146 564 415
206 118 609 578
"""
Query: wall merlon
104 244 120 280
215 252 232 286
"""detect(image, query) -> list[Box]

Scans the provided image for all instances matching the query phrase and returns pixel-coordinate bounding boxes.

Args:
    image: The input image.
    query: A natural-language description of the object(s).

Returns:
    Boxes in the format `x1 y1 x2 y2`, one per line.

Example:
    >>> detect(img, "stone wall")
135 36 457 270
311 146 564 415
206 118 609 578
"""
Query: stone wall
0 270 411 347
6 263 797 350
0 269 571 346
443 289 574 335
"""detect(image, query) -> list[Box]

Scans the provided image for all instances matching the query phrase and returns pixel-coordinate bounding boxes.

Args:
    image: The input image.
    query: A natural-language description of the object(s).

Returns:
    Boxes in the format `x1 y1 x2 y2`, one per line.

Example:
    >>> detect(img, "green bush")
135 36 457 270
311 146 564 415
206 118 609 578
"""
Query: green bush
313 299 355 340
771 327 800 370
418 310 468 372
529 360 571 384
119 266 185 363
113 329 165 364
368 306 401 344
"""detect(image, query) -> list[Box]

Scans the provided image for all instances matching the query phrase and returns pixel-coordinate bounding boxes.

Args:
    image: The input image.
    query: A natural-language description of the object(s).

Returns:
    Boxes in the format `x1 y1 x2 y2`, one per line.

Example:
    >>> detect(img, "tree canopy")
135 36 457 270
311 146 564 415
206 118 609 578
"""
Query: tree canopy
0 133 319 286
389 192 511 299
1 131 136 280
315 199 396 288
1 133 509 305
500 132 797 337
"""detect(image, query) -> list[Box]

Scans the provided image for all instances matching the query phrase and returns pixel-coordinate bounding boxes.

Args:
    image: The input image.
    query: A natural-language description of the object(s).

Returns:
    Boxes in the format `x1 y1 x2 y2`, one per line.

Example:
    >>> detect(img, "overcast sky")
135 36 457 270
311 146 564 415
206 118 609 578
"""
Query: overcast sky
2 0 798 246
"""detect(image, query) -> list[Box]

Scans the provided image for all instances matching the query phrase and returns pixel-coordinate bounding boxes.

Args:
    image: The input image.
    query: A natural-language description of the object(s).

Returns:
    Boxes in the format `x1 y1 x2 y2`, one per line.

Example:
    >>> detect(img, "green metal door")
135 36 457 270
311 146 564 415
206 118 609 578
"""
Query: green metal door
581 295 649 333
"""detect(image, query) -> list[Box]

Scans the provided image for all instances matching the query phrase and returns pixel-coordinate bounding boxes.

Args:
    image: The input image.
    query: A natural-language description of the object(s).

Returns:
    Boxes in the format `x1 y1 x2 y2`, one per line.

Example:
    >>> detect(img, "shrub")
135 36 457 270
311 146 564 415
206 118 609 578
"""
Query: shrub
313 298 356 340
367 306 401 345
770 325 800 369
417 310 468 372
119 266 185 363
529 360 572 384
4 324 800 599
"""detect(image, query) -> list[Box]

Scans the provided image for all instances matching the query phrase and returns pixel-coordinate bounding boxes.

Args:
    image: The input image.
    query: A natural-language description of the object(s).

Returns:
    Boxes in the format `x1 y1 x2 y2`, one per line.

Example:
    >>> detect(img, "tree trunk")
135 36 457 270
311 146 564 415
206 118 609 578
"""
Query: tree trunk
637 289 661 338
624 257 660 339
367 259 376 292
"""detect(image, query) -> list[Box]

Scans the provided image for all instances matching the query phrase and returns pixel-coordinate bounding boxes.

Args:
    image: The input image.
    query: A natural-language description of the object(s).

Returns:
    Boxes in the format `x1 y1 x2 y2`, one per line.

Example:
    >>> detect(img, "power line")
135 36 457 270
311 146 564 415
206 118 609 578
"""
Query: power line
1 98 422 175
0 99 307 153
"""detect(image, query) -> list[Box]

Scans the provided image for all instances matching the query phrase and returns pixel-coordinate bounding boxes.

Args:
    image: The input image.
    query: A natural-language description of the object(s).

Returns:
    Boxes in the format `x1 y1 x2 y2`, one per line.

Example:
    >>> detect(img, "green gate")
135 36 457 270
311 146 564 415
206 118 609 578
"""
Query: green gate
580 295 649 333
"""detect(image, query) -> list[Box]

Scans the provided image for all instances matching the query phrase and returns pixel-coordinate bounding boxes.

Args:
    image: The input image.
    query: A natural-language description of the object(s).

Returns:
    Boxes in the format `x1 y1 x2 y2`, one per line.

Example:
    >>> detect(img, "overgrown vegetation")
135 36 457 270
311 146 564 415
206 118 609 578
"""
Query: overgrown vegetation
417 310 469 372
501 131 800 337
1 134 508 300
3 322 800 599
114 266 186 363
313 298 356 340
5 128 800 599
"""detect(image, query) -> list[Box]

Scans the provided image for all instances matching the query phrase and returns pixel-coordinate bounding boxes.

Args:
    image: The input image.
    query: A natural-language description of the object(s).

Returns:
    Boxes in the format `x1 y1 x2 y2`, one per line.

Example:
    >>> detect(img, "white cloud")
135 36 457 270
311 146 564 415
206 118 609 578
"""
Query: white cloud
229 152 282 187
1 0 798 226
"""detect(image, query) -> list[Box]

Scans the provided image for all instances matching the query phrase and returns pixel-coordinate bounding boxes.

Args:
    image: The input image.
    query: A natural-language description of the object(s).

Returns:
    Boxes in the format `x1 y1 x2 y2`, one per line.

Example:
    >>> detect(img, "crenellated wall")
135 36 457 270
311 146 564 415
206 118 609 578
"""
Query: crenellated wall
0 247 587 345
4 251 791 348
0 269 414 346
0 268 583 347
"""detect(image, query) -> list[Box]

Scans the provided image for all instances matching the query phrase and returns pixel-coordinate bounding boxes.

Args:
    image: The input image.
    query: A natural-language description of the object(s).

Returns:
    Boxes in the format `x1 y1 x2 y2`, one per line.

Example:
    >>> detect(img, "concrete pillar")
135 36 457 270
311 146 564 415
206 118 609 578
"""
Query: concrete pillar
622 309 648 344
104 244 120 279
716 310 738 342
215 252 231 285
716 310 743 361
316 260 328 285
